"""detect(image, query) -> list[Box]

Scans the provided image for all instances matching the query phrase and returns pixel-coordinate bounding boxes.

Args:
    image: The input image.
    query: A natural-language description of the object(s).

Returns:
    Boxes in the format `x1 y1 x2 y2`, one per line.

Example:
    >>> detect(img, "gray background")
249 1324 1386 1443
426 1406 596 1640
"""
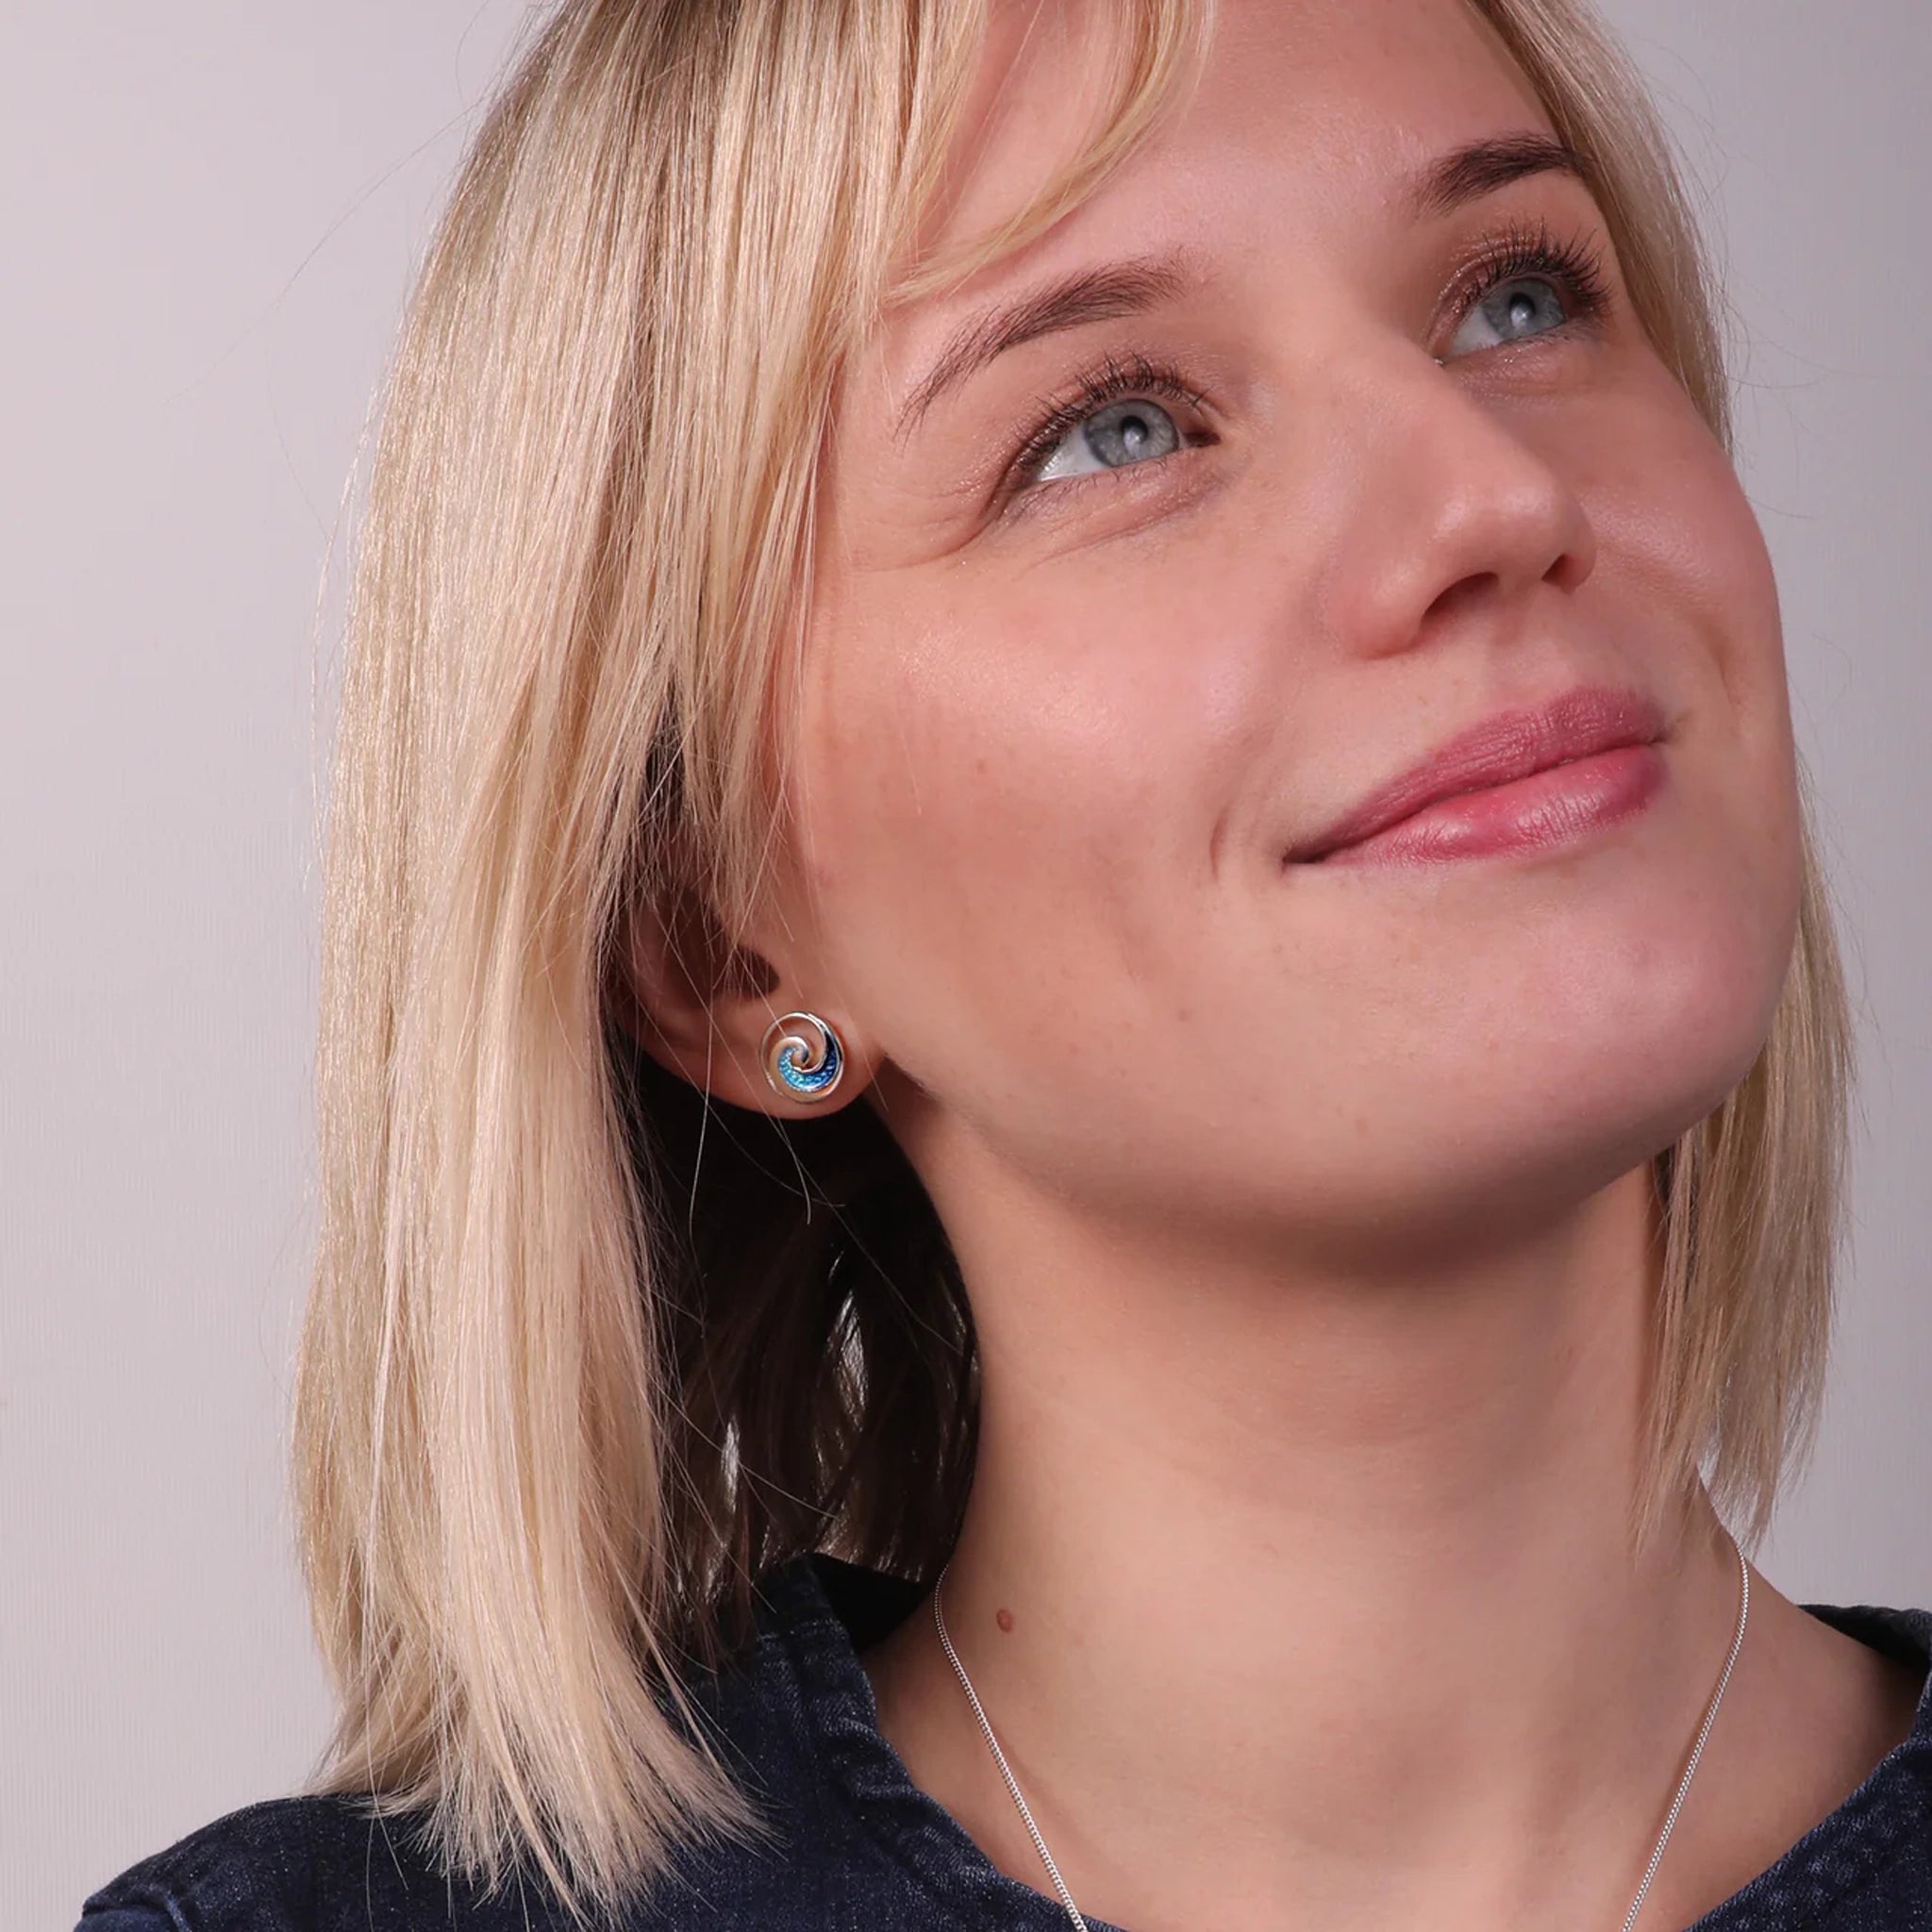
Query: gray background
3 3 1926 1924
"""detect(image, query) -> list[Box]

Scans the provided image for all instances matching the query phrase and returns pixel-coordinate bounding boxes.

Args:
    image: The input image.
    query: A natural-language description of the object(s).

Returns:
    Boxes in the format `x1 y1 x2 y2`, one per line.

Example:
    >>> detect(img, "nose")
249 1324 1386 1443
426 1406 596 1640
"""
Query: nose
1304 340 1600 661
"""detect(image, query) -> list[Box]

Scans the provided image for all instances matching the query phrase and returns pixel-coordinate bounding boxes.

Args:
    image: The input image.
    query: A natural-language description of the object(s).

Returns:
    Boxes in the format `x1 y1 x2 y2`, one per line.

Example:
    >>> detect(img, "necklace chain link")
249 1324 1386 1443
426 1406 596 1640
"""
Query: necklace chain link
932 1534 1750 1932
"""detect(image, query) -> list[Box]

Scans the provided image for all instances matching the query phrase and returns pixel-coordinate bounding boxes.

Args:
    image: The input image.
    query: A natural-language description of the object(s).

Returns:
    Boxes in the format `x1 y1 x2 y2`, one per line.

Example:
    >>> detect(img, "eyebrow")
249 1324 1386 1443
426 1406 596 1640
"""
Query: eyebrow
1404 128 1591 222
892 251 1196 444
891 129 1592 442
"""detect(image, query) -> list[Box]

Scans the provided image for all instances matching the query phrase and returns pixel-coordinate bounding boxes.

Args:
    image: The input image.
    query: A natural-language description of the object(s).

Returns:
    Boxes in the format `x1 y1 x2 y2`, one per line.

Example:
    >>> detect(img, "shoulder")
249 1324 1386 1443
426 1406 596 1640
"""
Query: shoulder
73 1778 842 1932
75 1556 940 1932
74 1792 547 1932
71 1785 843 1932
1699 1600 1932 1931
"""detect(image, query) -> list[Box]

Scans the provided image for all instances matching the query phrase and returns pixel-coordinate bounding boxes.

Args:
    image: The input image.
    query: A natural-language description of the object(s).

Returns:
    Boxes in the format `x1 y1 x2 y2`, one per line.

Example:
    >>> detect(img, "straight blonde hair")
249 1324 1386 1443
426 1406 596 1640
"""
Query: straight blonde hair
294 0 1852 1922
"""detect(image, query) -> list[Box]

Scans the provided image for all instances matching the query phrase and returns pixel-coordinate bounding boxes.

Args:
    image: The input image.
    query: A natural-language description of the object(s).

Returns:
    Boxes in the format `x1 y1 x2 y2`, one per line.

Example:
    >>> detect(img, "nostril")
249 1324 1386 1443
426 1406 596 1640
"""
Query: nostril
1422 571 1502 627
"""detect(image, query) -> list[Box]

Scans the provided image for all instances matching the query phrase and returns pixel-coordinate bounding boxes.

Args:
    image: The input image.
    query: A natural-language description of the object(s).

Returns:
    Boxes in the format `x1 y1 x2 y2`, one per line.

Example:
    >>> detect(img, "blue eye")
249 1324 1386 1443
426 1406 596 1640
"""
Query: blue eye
1008 351 1208 495
1444 220 1614 359
1034 395 1184 482
1453 275 1571 351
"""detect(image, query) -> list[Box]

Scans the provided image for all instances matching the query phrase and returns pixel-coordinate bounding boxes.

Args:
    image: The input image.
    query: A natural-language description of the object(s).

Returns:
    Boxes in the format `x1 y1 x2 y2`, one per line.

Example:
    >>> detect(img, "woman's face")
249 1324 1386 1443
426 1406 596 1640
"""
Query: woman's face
769 0 1799 1261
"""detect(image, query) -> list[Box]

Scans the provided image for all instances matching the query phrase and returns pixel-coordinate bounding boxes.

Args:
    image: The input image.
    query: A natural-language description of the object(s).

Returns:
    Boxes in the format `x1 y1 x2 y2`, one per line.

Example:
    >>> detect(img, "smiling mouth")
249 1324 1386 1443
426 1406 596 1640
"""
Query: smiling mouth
1285 684 1670 870
1305 742 1669 868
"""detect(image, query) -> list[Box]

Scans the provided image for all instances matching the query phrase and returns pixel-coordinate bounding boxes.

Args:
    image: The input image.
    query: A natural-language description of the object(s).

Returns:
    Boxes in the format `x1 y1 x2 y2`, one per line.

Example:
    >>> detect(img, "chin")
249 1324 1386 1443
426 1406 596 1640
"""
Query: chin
1326 874 1798 1237
1445 914 1792 1217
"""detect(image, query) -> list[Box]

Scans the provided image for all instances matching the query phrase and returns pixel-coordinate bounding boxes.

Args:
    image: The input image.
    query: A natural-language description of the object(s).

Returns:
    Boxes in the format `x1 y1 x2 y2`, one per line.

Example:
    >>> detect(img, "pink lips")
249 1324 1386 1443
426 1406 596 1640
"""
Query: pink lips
1287 685 1669 869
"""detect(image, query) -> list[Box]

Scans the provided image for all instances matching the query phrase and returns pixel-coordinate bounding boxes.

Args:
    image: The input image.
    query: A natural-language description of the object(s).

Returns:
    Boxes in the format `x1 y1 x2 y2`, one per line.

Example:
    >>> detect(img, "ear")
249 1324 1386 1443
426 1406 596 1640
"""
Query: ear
608 869 868 1118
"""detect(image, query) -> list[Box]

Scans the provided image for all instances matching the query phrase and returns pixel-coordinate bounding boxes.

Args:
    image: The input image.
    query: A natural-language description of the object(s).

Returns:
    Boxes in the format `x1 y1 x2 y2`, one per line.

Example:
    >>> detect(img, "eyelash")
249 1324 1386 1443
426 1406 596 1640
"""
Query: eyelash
1004 217 1615 500
1451 214 1614 339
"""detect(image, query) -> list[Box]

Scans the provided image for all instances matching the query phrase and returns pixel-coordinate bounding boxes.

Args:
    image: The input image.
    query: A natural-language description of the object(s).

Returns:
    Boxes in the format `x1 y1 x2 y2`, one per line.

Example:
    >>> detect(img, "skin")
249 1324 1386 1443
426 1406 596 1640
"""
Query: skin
624 0 1924 1924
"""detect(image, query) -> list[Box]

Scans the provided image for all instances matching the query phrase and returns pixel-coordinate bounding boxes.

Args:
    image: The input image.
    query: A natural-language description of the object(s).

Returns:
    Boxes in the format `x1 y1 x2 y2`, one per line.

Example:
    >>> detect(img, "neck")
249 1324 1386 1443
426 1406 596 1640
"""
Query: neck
862 1156 1757 1931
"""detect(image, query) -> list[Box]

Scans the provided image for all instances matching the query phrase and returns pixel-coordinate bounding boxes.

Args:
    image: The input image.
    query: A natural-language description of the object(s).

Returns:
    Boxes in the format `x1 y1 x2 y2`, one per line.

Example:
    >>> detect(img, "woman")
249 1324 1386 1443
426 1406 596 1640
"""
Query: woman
78 0 1931 1927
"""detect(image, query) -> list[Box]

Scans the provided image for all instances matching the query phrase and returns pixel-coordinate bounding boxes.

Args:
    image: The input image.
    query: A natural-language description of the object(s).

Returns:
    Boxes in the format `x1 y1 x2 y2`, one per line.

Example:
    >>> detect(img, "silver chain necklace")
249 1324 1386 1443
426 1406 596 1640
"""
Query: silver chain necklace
932 1532 1749 1932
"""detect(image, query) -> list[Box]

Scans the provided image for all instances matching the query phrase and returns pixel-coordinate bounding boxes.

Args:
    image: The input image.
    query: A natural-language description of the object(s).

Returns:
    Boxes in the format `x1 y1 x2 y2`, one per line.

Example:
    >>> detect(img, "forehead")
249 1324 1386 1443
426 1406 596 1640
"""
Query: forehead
878 0 1551 371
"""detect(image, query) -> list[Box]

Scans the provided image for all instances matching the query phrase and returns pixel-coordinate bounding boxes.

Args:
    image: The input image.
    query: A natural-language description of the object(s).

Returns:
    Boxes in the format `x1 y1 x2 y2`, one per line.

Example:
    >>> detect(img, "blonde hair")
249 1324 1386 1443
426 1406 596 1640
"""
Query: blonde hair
294 0 1851 1921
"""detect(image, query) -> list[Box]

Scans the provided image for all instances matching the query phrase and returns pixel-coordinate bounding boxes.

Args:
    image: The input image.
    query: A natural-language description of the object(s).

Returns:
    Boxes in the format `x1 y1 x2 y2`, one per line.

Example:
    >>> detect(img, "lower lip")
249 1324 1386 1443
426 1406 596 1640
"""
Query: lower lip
1309 742 1668 870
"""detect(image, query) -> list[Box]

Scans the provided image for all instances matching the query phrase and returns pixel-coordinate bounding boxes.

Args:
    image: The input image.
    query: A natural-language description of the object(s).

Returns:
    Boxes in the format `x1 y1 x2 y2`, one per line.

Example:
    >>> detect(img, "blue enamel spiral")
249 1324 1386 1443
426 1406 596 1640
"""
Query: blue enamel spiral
760 1012 844 1101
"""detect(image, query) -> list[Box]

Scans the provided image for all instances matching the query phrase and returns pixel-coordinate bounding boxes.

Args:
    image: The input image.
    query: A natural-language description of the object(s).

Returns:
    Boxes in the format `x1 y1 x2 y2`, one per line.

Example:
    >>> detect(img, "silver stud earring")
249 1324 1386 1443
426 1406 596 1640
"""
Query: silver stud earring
759 1010 846 1104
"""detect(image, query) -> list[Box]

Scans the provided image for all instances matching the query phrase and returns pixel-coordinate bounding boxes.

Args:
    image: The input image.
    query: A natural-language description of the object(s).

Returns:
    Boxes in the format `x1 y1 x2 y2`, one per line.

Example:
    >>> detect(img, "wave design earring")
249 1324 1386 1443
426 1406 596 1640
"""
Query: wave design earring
759 1010 846 1104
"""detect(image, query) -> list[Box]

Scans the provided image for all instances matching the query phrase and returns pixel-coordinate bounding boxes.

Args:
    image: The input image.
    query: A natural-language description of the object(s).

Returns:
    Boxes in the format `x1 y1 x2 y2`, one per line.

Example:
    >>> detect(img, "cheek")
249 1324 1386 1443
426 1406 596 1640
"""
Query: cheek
794 605 1083 1044
1592 390 1802 940
791 574 1259 1092
1605 403 1792 736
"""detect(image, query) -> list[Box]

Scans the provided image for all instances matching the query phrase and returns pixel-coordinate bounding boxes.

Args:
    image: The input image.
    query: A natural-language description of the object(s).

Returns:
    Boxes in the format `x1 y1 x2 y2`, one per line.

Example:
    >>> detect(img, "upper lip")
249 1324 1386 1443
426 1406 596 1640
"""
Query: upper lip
1285 683 1669 864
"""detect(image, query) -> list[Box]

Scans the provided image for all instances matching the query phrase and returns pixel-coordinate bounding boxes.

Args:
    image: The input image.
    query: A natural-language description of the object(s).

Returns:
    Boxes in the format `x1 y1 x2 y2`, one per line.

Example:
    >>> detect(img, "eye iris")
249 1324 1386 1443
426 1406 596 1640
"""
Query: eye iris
1084 399 1179 468
1486 276 1560 340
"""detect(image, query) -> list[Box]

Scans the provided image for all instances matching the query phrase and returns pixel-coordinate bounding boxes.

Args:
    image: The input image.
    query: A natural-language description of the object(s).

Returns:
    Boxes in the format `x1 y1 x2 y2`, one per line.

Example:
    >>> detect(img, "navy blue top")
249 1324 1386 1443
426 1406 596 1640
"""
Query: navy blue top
78 1552 1932 1930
